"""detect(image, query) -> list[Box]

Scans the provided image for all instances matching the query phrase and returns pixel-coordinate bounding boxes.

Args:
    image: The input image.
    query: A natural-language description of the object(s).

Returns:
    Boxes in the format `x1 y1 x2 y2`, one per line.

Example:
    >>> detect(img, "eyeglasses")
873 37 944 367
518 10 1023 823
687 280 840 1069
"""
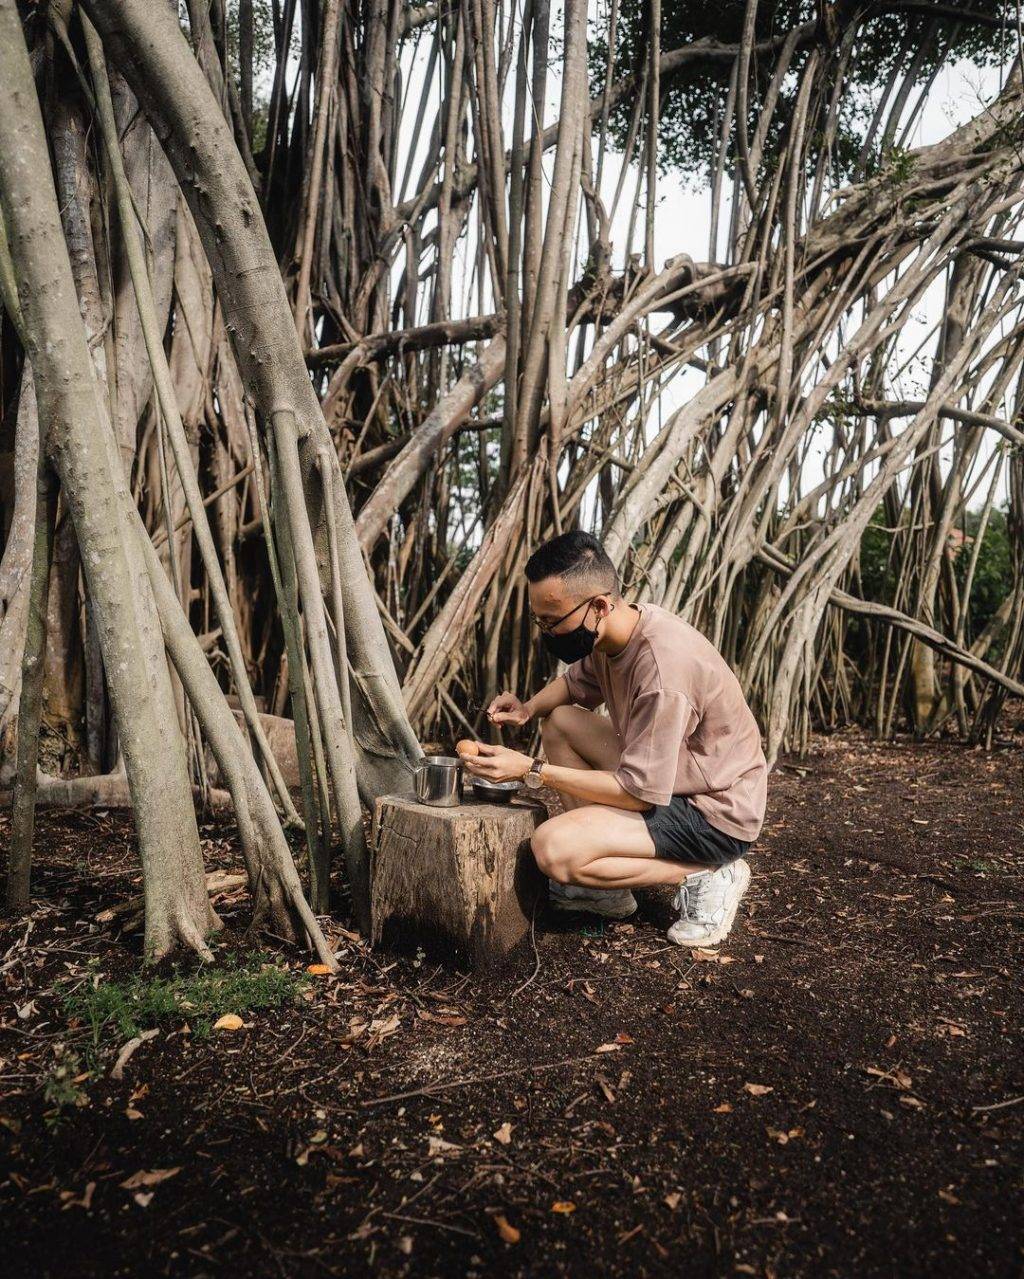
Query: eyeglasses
528 595 600 634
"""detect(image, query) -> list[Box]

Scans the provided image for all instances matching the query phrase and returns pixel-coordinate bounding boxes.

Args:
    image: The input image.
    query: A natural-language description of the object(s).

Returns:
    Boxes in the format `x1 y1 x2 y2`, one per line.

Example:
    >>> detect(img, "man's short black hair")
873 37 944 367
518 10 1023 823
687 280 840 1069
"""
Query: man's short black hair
524 530 620 598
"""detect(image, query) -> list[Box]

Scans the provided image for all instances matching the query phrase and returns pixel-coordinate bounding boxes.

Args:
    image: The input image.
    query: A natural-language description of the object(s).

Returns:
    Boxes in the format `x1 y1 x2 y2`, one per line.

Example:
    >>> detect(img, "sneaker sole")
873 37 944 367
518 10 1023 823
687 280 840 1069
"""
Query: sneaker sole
549 896 637 920
667 859 751 947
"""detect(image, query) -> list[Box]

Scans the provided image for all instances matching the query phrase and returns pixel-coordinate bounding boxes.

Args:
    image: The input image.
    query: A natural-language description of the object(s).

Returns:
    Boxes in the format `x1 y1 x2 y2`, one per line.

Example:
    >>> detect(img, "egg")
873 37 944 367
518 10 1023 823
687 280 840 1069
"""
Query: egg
456 739 480 757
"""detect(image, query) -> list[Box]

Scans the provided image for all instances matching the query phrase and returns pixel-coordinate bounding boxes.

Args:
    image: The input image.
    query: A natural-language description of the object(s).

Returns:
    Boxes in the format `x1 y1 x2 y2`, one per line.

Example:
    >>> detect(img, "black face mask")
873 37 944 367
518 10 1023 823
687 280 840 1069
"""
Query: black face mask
541 606 600 664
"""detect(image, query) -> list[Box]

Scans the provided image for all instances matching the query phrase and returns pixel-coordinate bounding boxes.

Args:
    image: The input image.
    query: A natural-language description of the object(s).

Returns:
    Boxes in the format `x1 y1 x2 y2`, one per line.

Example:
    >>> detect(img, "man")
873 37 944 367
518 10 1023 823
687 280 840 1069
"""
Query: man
461 531 767 946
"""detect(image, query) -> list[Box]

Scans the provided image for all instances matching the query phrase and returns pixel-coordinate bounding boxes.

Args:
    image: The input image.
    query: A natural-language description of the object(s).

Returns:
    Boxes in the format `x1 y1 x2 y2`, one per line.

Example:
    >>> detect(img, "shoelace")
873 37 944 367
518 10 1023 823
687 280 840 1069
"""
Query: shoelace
676 877 705 921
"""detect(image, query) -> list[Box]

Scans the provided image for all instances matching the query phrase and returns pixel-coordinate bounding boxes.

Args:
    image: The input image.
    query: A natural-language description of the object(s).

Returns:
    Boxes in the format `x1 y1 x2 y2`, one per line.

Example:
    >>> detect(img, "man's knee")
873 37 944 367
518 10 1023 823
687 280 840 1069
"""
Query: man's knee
531 817 576 883
539 703 576 746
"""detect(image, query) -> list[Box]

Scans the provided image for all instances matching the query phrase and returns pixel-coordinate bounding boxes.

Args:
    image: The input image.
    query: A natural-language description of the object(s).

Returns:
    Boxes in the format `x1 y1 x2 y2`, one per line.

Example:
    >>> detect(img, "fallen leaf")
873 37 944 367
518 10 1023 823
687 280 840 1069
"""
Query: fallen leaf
348 1143 365 1158
663 1192 681 1210
417 1009 468 1026
212 1014 244 1032
865 1066 912 1089
306 964 333 975
120 1168 181 1190
60 1182 96 1211
132 1192 154 1209
493 1122 513 1146
551 1201 576 1214
493 1213 520 1244
124 1108 144 1121
766 1126 804 1145
690 948 720 962
713 1102 733 1113
595 1042 622 1054
744 1083 773 1097
938 1188 960 1204
899 1094 927 1109
614 1032 634 1045
427 1135 460 1157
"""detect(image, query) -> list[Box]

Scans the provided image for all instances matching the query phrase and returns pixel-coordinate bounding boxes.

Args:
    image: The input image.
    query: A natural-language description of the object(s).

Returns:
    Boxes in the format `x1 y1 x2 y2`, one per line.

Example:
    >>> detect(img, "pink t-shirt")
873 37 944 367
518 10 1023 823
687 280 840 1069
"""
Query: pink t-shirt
561 602 768 842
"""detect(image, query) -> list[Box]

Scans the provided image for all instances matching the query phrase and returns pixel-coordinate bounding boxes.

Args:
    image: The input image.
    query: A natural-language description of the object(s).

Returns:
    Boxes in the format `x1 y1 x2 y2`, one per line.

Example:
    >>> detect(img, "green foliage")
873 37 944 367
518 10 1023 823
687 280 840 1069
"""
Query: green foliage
63 952 308 1047
954 506 1012 643
589 2 1009 184
858 503 1013 648
42 1048 89 1125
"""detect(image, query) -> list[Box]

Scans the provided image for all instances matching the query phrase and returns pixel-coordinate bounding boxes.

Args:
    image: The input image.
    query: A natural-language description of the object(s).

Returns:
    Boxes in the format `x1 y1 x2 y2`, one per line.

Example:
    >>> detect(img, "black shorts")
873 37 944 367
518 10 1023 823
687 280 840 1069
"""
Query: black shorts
642 795 750 867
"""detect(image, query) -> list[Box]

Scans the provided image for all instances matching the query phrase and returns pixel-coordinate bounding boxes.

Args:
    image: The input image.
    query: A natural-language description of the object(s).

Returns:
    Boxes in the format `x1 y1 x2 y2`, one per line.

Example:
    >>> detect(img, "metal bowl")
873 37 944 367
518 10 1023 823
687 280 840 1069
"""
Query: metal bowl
468 777 521 804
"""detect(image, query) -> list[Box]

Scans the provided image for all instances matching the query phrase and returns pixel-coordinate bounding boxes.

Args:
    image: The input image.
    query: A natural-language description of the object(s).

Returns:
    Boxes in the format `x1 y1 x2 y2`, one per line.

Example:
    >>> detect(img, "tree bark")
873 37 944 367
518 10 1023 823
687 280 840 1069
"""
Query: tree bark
82 0 423 808
0 0 216 960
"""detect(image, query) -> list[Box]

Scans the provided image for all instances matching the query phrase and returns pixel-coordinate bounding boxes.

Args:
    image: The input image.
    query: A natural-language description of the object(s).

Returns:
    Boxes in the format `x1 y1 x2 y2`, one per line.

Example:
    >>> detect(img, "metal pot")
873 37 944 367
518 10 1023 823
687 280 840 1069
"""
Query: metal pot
469 778 521 804
413 754 463 806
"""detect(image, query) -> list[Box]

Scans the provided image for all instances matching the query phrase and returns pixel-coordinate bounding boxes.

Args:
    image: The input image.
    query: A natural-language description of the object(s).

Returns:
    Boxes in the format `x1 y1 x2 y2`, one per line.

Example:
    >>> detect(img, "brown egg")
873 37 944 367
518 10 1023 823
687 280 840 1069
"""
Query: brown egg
456 739 480 758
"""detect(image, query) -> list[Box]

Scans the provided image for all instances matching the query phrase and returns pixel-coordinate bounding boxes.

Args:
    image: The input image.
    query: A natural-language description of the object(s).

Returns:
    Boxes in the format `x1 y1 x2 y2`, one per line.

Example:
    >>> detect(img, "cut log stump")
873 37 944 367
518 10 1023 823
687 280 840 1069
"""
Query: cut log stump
371 795 547 971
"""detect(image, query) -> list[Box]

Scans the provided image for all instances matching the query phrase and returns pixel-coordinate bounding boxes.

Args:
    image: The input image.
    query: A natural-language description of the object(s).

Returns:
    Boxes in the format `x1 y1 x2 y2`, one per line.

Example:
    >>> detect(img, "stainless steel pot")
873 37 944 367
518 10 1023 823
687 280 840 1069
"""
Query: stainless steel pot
413 754 463 806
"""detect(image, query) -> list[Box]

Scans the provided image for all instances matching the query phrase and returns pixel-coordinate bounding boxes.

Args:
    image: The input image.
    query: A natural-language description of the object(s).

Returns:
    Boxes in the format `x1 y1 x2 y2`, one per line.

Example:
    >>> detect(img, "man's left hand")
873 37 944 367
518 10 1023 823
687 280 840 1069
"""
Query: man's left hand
461 742 534 782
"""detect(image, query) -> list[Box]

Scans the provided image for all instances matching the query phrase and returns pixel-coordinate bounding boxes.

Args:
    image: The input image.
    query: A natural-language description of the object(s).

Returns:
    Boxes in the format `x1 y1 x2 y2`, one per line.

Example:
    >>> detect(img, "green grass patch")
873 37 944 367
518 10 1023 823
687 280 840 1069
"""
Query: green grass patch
64 952 308 1047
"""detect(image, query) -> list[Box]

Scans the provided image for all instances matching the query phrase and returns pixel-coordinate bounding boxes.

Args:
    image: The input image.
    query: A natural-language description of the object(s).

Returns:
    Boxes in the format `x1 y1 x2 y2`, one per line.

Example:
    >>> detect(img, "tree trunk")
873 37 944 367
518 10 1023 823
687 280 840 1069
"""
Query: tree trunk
82 0 423 809
0 1 216 960
371 793 546 971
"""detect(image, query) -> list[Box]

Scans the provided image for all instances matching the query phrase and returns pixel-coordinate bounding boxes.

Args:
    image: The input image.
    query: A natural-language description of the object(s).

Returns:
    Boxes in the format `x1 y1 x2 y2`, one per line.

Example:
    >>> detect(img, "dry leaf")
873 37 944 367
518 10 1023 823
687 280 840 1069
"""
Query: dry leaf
417 1009 468 1026
493 1213 520 1244
212 1013 244 1032
120 1168 181 1190
614 1032 634 1045
493 1122 513 1146
899 1094 926 1109
60 1182 96 1211
766 1126 804 1145
744 1083 773 1097
712 1102 733 1113
663 1192 681 1210
865 1066 912 1089
551 1201 576 1214
306 964 333 975
690 948 720 962
427 1135 460 1157
132 1192 154 1209
595 1042 622 1054
124 1108 144 1121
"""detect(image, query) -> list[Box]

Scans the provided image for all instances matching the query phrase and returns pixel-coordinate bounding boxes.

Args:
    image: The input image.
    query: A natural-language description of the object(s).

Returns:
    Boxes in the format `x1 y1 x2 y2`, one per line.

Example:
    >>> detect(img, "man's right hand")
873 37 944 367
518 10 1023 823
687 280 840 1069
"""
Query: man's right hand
486 691 532 725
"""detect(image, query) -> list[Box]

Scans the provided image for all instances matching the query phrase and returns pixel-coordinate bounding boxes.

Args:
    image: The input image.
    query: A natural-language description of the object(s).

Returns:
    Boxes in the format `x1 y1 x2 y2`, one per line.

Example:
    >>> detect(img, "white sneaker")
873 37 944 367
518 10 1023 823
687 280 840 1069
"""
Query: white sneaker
667 860 751 947
548 880 637 919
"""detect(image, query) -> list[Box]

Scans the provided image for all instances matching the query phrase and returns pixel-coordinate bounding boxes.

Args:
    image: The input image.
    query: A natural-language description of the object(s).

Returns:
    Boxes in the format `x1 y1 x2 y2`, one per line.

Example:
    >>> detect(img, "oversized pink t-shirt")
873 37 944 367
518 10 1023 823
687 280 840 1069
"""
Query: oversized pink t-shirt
561 602 768 842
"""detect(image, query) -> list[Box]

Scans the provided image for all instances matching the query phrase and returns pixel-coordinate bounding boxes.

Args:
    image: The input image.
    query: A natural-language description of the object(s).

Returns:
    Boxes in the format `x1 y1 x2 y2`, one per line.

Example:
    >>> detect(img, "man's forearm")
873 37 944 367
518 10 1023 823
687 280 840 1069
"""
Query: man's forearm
524 675 572 720
540 763 651 812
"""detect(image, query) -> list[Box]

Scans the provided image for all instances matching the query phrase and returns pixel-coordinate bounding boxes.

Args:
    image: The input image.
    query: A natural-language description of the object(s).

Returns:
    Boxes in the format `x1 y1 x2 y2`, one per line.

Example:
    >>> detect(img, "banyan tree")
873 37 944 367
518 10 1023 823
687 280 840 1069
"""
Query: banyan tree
1 0 1022 958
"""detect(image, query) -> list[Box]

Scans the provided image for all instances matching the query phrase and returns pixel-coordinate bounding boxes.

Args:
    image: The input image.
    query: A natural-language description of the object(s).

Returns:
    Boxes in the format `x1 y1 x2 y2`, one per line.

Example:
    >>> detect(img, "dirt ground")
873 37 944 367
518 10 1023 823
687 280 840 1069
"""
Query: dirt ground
1 720 1022 1278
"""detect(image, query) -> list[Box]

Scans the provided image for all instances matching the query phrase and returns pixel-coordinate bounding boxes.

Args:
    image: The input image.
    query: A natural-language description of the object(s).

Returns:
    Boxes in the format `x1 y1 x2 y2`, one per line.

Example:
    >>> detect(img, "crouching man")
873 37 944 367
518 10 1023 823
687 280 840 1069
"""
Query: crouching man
461 531 767 946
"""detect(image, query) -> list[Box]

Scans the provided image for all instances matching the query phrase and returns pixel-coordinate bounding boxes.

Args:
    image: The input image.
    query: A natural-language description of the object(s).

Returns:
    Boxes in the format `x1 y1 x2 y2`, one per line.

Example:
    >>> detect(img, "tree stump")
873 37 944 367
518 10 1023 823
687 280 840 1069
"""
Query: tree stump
371 795 547 971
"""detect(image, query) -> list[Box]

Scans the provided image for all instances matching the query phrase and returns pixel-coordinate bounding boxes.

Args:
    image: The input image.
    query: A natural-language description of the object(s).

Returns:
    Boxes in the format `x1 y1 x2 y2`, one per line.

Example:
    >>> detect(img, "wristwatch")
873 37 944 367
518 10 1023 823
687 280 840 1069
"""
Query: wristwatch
523 757 545 789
